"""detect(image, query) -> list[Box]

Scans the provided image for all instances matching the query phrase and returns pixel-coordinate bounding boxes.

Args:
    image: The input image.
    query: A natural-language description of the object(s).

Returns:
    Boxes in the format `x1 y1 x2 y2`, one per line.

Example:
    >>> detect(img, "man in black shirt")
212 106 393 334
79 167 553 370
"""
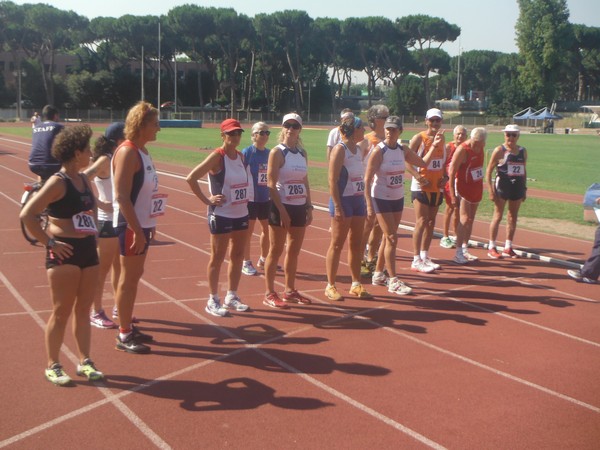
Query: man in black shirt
28 105 64 182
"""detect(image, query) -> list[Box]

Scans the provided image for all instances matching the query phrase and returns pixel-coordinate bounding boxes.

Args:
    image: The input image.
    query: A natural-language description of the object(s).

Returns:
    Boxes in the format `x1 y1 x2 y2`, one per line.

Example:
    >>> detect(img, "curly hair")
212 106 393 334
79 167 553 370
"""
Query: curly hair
124 101 159 141
51 125 93 163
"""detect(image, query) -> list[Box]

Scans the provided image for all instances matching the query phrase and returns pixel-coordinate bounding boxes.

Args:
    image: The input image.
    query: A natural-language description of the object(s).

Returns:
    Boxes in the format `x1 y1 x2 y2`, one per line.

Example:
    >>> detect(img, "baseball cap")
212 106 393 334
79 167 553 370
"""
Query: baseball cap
503 124 520 133
105 122 125 142
220 118 244 133
384 116 403 129
282 113 303 127
426 108 443 120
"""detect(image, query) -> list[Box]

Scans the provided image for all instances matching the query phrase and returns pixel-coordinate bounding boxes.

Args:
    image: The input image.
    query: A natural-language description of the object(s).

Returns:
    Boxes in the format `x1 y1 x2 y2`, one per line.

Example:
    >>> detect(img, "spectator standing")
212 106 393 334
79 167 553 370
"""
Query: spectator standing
29 105 63 182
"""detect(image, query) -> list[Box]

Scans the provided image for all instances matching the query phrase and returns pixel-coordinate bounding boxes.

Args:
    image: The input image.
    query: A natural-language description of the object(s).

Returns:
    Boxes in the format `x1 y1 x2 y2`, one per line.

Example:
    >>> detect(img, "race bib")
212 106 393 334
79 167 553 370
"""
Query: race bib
351 176 365 195
507 162 525 177
150 193 168 217
428 158 444 171
386 172 404 189
258 169 268 186
230 183 249 205
284 182 306 200
470 167 484 181
72 211 97 234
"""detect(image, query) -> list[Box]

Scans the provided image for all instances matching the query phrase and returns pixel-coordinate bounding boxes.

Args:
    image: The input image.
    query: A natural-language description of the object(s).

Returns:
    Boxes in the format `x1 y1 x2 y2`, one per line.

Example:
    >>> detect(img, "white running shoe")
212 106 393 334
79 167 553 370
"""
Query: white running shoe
371 271 389 286
388 278 412 296
242 261 257 276
439 237 454 249
205 300 228 317
411 259 435 273
224 294 249 312
463 251 479 262
423 258 441 270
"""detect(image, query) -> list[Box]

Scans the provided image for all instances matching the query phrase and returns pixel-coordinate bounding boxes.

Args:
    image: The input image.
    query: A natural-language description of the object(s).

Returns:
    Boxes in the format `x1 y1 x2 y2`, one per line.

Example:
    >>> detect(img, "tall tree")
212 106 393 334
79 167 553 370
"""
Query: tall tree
24 4 88 105
516 0 574 105
396 15 459 108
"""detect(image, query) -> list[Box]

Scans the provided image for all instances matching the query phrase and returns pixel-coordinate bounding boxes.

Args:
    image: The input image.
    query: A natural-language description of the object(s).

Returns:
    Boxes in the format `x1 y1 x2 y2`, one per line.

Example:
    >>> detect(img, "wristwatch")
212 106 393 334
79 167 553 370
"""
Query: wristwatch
46 238 56 249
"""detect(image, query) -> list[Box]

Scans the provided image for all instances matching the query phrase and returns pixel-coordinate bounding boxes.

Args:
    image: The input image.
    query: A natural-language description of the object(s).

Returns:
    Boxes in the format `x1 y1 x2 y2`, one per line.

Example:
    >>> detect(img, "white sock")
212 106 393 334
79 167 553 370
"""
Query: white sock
209 293 219 302
489 241 495 250
413 255 421 262
505 240 512 249
374 271 383 278
225 290 236 299
351 281 360 287
420 250 428 260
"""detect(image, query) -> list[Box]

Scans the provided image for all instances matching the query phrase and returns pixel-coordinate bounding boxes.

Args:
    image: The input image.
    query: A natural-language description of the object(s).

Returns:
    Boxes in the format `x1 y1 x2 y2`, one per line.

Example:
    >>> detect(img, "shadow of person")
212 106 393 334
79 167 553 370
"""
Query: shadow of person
108 376 333 412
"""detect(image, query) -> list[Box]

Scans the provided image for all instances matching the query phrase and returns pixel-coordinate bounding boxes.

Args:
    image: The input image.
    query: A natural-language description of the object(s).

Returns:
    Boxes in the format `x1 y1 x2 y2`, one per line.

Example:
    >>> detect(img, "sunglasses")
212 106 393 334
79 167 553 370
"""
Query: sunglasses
505 133 518 138
283 122 301 130
225 129 243 136
428 118 442 123
256 130 271 136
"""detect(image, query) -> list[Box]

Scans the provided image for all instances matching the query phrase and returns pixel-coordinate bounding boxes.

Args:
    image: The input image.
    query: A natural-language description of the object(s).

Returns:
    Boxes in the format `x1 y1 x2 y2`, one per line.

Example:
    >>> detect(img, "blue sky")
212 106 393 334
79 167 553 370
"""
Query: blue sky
19 0 600 56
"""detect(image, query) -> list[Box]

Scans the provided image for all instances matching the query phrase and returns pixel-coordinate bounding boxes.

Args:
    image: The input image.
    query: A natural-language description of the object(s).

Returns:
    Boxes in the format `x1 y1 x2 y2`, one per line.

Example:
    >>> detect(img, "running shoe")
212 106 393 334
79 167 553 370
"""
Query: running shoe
502 247 519 259
388 278 412 296
76 359 105 381
360 260 372 278
440 236 454 249
115 333 151 354
463 251 479 262
349 283 373 299
205 299 228 317
488 247 502 259
256 257 265 270
449 236 457 245
324 285 343 301
263 292 289 309
371 271 389 286
424 258 441 270
90 309 117 329
453 252 469 265
112 306 139 323
411 259 435 273
242 261 257 276
567 269 597 284
224 294 249 311
131 324 153 342
282 290 311 305
45 363 72 386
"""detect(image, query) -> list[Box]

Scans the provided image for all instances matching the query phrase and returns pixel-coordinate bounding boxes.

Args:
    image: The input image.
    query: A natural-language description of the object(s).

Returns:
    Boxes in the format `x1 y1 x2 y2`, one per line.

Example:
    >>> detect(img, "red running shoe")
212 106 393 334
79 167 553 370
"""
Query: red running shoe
263 292 289 309
282 289 311 305
502 247 519 259
487 247 502 259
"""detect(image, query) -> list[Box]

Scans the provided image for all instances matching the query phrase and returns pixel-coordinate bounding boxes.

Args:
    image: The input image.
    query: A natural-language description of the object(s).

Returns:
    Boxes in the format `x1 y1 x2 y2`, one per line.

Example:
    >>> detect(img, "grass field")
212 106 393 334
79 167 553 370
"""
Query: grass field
2 123 598 231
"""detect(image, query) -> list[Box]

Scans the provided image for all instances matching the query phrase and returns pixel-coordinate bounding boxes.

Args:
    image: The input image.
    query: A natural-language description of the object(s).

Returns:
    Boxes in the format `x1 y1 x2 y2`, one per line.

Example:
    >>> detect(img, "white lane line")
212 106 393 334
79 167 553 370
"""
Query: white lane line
0 271 172 450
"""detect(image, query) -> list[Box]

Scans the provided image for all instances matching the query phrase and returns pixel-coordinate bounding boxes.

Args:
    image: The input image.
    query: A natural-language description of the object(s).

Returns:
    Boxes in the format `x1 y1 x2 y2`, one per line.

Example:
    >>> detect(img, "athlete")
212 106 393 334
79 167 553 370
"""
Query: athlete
486 124 528 259
263 113 313 309
112 101 163 354
408 108 447 273
186 118 251 317
440 126 467 249
449 127 488 264
364 116 437 296
325 116 372 301
20 125 104 385
241 122 272 276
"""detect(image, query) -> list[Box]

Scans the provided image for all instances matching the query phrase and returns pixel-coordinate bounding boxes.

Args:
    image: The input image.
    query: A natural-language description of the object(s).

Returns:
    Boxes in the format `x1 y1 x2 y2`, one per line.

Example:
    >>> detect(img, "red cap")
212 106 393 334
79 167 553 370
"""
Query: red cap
220 118 244 133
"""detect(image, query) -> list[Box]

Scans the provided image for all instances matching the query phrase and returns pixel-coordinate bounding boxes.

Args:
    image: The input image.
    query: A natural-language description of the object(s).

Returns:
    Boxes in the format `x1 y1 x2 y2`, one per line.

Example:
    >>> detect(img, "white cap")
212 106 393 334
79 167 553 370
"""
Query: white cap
503 124 520 133
426 108 443 120
282 113 303 127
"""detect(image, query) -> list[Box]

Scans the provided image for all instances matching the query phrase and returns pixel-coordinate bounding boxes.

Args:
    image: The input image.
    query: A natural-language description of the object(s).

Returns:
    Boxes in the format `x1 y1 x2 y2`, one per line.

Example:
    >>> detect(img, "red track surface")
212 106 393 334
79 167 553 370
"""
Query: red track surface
0 131 598 449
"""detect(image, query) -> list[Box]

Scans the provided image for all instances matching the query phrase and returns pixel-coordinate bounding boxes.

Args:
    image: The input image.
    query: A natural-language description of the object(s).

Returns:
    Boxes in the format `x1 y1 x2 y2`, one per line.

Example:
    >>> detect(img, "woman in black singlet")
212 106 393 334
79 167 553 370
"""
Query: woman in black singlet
20 125 105 386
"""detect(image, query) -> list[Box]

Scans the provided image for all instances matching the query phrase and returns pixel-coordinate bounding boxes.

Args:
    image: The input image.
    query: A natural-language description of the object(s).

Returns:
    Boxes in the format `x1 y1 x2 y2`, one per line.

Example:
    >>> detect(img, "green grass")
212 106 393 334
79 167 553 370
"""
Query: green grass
2 123 597 228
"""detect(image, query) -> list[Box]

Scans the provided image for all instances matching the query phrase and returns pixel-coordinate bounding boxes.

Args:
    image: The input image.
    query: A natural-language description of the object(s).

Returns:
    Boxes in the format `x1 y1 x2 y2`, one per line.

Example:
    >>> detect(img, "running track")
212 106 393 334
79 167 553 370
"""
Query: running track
0 131 598 449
